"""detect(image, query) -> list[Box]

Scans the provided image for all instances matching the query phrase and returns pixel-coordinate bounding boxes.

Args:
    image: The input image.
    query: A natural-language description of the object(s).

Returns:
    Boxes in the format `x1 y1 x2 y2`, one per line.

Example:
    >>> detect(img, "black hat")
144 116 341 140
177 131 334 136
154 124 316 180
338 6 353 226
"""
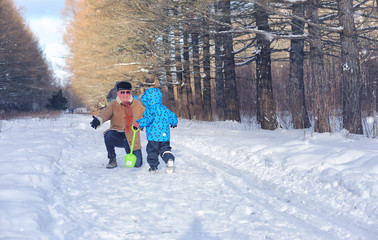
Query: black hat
116 81 132 91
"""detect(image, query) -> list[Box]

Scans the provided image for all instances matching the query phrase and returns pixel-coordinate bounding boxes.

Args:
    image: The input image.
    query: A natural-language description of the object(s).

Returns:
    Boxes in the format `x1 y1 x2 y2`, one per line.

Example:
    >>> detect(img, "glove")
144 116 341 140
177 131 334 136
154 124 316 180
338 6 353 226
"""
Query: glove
170 125 177 128
133 122 140 130
90 116 100 129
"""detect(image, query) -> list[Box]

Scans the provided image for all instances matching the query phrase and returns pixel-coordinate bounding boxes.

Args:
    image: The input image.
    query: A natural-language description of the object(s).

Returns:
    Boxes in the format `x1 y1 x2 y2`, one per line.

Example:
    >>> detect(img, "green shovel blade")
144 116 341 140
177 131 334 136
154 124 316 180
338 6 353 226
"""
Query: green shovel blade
125 153 136 168
124 127 139 168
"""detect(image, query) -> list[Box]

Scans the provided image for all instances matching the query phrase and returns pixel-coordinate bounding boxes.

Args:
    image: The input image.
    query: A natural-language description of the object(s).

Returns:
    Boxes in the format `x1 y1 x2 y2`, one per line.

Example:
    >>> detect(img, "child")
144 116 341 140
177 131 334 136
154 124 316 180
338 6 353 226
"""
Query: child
134 88 178 173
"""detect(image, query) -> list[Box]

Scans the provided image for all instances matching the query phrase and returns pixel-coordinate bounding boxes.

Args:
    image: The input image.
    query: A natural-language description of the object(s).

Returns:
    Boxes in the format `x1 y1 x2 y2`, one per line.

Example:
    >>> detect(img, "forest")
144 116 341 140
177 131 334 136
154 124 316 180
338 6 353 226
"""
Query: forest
1 0 377 135
63 0 377 135
0 0 57 113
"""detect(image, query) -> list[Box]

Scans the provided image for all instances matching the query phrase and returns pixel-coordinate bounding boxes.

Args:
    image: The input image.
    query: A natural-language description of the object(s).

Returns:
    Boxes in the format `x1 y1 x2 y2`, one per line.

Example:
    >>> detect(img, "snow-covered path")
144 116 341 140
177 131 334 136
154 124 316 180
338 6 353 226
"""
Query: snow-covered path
1 114 377 239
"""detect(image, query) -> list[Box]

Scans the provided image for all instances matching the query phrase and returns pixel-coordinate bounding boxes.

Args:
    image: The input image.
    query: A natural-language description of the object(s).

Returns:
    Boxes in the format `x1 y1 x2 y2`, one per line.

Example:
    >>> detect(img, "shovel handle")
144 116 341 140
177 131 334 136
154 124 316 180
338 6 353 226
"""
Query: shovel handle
129 127 139 153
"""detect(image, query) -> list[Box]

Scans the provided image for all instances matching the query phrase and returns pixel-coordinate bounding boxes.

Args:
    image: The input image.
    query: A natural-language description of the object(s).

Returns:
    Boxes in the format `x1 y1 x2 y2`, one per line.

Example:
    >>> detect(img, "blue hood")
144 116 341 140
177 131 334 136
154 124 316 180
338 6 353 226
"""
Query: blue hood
141 88 162 108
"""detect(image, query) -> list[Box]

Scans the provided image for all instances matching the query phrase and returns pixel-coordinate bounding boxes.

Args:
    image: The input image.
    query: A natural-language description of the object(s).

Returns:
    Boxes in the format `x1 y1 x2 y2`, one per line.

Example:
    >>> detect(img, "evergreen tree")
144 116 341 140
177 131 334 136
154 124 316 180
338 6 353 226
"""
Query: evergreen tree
46 90 67 110
0 0 55 111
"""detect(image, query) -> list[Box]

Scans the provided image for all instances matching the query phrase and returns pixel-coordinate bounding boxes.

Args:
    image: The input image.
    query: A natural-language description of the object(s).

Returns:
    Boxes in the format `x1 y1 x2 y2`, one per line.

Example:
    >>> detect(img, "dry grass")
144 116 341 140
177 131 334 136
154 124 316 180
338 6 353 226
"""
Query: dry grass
0 111 62 121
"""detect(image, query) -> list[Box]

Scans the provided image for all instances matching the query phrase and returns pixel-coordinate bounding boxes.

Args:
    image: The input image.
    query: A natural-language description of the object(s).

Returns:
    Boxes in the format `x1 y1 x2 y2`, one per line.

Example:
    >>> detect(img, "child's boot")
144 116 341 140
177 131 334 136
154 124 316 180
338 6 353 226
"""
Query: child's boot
148 166 158 173
166 159 174 173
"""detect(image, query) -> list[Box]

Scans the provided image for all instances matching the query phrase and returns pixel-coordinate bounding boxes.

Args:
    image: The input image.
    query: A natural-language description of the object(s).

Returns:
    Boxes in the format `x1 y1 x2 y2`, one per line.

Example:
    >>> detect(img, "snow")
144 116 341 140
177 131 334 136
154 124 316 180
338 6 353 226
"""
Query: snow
367 116 375 125
342 63 350 72
0 114 377 240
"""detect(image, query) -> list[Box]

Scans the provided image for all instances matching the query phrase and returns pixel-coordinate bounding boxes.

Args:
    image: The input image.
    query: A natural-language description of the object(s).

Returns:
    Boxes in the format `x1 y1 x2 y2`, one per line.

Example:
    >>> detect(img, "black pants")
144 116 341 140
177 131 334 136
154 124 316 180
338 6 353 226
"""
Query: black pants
104 130 143 167
146 141 174 167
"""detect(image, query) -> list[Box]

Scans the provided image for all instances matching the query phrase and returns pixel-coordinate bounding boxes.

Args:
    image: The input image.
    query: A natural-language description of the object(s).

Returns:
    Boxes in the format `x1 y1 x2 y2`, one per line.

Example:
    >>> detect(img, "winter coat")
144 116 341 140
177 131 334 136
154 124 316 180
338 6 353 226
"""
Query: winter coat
97 96 145 150
137 88 178 142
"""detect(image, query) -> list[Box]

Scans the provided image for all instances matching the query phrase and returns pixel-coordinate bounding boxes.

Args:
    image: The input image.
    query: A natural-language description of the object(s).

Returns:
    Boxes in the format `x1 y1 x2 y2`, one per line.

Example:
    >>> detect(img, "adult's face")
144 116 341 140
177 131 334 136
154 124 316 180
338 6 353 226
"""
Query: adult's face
117 90 131 103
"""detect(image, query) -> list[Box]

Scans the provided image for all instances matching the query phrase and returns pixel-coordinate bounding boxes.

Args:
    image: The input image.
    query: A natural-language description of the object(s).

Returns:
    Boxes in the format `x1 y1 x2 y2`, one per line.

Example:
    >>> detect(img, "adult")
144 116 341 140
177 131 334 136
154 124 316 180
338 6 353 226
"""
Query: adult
106 82 118 103
90 81 145 168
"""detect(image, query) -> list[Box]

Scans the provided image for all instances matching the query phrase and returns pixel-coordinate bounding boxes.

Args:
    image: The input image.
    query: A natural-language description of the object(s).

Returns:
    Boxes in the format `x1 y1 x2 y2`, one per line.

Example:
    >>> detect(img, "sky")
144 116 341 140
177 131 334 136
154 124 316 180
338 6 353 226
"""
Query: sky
0 113 377 239
13 0 68 86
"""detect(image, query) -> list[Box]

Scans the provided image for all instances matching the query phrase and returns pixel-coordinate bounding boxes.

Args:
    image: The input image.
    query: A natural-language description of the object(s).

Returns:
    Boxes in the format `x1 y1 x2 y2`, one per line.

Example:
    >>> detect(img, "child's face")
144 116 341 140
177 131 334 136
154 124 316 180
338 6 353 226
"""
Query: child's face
117 90 131 102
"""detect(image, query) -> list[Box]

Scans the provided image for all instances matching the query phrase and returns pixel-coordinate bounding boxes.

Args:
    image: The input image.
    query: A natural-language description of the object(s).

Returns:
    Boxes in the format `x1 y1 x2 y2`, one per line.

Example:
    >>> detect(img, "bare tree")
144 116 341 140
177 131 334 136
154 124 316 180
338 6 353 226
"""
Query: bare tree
191 31 203 120
63 0 157 107
62 0 377 130
182 21 193 119
339 0 363 134
162 15 175 111
288 2 310 129
214 0 225 121
202 17 213 121
254 4 278 130
173 6 183 116
222 0 241 122
307 0 330 133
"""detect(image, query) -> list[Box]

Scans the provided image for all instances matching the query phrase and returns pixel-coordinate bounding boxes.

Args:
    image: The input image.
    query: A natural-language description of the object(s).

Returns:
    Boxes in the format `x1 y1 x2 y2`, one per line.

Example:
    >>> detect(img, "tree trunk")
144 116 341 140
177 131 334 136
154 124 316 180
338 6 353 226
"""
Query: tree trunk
338 0 363 134
308 0 330 133
214 0 225 121
289 2 310 129
223 0 240 122
183 27 193 119
174 30 183 116
364 58 377 138
202 19 212 121
191 32 203 120
174 8 183 117
255 5 278 129
162 28 175 112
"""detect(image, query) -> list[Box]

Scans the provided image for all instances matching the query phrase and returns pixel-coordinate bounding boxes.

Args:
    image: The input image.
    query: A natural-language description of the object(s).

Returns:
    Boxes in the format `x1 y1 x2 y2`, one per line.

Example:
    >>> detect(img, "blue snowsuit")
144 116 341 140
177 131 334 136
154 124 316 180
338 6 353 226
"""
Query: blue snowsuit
136 88 178 168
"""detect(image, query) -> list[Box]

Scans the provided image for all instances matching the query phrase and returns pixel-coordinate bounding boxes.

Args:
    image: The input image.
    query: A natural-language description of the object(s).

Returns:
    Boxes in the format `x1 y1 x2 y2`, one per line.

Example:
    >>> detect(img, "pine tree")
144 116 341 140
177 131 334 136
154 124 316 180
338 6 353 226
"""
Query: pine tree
0 0 55 111
46 90 68 111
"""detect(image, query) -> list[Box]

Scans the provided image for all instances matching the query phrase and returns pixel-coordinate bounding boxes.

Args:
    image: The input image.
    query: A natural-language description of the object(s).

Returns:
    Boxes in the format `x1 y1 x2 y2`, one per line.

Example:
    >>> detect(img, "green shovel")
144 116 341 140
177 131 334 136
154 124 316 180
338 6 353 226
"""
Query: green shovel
124 126 139 168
